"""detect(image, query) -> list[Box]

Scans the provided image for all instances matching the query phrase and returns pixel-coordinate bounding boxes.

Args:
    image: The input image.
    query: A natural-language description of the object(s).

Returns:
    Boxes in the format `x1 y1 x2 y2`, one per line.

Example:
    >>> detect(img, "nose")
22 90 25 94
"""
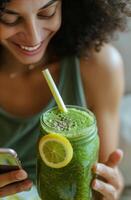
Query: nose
24 18 42 45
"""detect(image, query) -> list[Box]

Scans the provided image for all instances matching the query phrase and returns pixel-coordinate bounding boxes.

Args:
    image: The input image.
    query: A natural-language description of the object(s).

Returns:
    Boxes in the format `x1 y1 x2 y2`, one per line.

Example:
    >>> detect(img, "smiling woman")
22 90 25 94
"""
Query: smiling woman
0 0 62 66
0 0 131 200
0 0 130 60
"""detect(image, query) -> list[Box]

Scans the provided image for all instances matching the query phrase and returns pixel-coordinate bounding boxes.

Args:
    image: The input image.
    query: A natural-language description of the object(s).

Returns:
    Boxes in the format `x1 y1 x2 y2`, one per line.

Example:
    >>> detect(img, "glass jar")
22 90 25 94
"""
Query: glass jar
37 106 99 200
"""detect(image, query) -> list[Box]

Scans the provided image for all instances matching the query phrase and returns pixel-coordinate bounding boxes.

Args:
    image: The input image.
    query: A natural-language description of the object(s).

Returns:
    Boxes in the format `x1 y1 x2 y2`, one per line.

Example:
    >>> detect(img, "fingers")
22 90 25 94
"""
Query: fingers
92 149 124 199
92 179 117 200
93 163 121 189
0 169 28 188
0 179 33 198
106 149 123 168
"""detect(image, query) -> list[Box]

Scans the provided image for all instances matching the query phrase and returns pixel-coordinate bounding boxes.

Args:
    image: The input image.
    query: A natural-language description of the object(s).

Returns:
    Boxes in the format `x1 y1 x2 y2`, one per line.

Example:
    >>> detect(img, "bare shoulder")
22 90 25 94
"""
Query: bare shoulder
80 44 124 109
81 43 124 78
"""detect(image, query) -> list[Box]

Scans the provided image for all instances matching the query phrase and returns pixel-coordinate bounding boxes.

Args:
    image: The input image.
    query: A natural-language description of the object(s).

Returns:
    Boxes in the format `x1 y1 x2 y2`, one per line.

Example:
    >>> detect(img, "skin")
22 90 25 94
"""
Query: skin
81 44 124 199
0 0 124 199
92 149 124 200
0 0 61 66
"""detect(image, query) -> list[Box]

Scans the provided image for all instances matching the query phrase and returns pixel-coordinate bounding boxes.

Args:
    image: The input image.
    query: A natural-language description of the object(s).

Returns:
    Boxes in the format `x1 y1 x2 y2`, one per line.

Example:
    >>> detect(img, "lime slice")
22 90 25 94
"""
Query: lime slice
39 133 73 168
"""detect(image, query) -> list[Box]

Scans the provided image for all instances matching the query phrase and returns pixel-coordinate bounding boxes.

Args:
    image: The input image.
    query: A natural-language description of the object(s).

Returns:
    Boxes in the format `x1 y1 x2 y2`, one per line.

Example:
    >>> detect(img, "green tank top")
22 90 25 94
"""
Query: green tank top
0 56 87 183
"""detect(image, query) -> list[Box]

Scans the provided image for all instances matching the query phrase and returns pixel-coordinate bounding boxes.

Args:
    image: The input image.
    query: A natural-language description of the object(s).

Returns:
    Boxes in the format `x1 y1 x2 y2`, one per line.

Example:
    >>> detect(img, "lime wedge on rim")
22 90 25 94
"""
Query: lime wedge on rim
39 133 73 168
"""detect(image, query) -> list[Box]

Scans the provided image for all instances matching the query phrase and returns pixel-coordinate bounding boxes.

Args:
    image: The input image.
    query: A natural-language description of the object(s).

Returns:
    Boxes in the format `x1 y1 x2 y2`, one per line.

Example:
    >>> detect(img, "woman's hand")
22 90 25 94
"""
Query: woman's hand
92 149 124 200
0 169 33 197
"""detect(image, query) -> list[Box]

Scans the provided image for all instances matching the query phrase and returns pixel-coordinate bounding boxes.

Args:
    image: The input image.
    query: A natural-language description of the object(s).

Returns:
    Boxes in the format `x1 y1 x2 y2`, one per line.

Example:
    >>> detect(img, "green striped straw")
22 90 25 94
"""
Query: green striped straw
42 69 67 112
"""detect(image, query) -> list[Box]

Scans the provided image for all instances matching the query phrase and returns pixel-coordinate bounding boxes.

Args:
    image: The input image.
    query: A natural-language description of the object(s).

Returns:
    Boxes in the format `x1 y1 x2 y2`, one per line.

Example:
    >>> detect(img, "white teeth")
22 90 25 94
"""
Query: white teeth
20 43 41 51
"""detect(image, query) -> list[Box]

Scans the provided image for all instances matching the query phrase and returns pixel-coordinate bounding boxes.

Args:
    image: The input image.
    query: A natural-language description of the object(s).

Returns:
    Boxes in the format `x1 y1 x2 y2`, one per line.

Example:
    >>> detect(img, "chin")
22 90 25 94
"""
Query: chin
18 57 43 65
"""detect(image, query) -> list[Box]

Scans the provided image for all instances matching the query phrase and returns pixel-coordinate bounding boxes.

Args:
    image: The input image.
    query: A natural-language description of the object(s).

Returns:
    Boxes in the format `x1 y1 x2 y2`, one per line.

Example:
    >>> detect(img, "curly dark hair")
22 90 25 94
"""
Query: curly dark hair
0 0 131 58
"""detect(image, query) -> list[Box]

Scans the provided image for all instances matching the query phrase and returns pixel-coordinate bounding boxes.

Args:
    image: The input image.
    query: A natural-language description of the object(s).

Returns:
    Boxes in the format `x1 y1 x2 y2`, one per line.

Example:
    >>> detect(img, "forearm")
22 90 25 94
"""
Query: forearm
94 109 120 163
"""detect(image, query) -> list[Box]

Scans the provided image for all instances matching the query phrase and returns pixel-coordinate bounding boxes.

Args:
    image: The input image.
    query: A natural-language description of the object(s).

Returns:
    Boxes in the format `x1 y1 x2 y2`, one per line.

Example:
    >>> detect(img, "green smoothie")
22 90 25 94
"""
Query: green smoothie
37 106 99 200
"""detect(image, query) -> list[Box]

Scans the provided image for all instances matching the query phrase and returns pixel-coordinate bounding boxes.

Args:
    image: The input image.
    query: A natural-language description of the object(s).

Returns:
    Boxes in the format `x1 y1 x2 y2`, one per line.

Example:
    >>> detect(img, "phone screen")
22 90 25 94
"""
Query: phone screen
0 165 20 174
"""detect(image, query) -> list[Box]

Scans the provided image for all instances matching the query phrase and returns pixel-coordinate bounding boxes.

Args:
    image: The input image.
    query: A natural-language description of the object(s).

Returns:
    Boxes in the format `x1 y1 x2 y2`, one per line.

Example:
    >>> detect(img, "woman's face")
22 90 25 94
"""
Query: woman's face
0 0 61 65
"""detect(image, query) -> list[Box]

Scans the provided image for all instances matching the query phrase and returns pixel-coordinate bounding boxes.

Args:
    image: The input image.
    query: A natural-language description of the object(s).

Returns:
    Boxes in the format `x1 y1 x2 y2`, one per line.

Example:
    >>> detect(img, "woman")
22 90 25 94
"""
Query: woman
0 0 130 199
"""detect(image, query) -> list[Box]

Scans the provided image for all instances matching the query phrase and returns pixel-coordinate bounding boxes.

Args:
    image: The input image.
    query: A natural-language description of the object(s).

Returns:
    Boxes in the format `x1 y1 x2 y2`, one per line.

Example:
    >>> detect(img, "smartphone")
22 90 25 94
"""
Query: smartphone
0 148 22 174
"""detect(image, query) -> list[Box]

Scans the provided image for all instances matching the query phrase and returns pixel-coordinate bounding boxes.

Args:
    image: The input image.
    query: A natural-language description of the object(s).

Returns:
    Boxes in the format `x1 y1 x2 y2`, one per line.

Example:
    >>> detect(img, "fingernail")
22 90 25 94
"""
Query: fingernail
16 170 27 180
96 164 103 172
92 163 102 173
94 180 101 190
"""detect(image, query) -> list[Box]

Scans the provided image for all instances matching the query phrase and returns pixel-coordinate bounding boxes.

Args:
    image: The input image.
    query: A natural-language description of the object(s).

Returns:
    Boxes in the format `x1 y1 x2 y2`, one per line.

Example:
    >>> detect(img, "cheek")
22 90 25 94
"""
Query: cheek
53 6 62 32
45 15 62 35
0 25 19 41
53 16 62 32
43 4 62 33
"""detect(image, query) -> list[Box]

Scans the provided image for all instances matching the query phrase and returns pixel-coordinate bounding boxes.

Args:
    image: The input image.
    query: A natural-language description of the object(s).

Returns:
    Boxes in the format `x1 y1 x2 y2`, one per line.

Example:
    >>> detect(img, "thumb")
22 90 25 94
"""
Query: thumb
105 149 123 168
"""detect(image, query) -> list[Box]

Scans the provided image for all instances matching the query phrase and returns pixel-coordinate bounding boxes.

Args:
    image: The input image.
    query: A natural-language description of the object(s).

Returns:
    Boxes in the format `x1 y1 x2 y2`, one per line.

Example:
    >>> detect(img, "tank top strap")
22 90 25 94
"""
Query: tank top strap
60 56 87 107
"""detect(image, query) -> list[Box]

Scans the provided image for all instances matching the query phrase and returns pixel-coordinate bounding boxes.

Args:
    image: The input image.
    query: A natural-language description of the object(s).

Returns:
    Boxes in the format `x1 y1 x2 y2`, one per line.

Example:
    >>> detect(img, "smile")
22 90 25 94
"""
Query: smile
11 39 47 57
19 43 42 52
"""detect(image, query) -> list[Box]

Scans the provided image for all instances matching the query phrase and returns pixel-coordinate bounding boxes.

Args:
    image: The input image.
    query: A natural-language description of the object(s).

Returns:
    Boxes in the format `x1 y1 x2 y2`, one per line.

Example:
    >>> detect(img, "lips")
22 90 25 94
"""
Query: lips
20 43 42 51
12 41 45 56
15 42 43 52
